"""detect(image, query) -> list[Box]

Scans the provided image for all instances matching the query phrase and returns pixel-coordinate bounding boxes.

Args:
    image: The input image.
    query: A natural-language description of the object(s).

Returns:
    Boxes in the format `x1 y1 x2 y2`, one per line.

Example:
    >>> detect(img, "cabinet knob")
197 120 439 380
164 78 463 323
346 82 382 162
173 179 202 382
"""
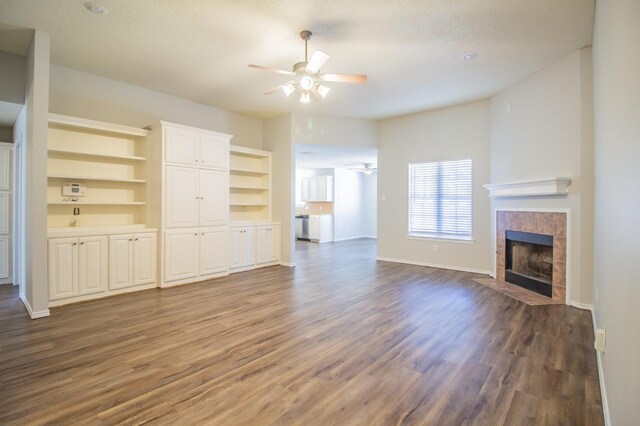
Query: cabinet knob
80 242 84 245
73 242 77 246
129 239 133 242
195 159 199 163
201 233 204 236
135 239 139 241
195 233 198 236
201 197 204 200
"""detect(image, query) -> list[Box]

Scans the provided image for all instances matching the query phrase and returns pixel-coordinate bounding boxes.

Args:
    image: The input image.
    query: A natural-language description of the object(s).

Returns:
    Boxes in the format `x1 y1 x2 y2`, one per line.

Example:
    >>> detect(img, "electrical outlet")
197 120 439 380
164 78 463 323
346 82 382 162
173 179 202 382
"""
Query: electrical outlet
594 328 606 352
381 194 386 201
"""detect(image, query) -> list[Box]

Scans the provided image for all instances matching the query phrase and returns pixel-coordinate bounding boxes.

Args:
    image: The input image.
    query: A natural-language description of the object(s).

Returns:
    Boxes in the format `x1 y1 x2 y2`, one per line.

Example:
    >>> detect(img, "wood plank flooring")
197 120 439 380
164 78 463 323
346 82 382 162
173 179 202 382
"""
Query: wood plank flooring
0 239 603 425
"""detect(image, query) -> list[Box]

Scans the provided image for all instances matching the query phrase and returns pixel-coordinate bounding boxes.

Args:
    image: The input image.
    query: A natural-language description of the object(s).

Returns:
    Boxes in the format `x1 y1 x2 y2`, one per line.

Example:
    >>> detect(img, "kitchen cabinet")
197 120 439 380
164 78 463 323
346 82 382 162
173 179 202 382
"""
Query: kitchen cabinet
309 215 333 243
300 176 334 202
164 227 228 284
49 236 108 300
256 225 280 265
109 233 157 290
229 226 256 270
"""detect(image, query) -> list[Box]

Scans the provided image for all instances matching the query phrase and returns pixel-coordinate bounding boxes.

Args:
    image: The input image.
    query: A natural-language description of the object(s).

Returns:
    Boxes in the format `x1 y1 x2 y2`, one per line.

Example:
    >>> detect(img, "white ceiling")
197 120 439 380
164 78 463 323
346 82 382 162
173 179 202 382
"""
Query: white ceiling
295 144 377 170
0 0 594 120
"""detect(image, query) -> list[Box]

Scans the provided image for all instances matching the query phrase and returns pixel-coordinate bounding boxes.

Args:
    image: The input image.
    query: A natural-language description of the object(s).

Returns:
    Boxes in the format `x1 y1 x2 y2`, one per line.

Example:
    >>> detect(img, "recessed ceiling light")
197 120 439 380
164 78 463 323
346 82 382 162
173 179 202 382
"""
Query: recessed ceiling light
84 2 107 15
462 52 477 60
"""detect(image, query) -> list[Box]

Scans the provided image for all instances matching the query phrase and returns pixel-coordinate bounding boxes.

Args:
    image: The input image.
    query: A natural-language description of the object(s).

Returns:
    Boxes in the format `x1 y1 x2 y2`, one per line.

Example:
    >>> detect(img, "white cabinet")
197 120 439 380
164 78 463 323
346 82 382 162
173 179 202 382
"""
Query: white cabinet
199 169 228 226
0 237 9 281
309 215 333 243
165 166 228 228
256 225 280 265
229 226 255 270
49 236 109 301
300 176 334 202
165 125 229 170
164 230 198 282
199 227 228 276
165 166 199 228
164 227 228 284
78 236 108 296
109 233 157 290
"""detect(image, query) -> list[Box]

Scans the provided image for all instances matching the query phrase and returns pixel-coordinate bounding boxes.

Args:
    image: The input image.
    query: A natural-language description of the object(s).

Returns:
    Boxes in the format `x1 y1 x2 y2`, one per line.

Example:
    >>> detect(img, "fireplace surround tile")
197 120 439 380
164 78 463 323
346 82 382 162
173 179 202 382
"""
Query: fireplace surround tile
496 210 568 304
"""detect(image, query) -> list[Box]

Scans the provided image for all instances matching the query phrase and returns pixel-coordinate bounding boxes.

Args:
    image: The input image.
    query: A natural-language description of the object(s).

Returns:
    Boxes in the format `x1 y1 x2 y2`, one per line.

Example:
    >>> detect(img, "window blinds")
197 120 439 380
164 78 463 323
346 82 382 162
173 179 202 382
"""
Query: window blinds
408 158 472 239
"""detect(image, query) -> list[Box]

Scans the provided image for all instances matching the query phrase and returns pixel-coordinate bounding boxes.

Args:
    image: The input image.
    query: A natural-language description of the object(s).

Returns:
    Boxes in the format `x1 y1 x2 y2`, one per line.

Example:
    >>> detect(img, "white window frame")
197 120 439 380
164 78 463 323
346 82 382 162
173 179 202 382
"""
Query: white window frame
407 158 473 242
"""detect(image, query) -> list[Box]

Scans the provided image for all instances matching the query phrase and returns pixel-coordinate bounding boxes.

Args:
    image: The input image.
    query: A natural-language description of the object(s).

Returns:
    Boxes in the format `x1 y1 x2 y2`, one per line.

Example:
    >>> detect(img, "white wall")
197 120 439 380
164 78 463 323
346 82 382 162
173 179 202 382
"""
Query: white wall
362 172 377 237
291 112 379 149
490 48 594 306
333 168 364 241
15 30 49 318
592 0 640 423
0 51 26 105
49 65 262 149
378 100 491 273
262 114 294 265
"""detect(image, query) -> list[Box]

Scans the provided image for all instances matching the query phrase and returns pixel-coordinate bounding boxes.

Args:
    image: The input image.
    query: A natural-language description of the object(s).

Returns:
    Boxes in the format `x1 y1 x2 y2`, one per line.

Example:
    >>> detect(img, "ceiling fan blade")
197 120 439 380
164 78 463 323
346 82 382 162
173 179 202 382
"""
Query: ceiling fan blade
305 50 330 73
321 73 368 83
310 86 323 101
263 80 296 95
248 64 295 76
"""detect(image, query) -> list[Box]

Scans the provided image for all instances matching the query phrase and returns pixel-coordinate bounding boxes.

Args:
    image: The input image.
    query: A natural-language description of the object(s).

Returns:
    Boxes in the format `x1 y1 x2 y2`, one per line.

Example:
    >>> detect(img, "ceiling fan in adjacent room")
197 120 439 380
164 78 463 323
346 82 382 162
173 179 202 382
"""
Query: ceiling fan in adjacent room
248 30 367 104
348 163 377 174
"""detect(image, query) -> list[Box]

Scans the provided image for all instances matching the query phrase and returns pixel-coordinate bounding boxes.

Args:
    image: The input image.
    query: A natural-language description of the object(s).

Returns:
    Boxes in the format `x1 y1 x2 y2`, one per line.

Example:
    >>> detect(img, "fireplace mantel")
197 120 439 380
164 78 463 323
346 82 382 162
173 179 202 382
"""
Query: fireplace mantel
483 177 572 198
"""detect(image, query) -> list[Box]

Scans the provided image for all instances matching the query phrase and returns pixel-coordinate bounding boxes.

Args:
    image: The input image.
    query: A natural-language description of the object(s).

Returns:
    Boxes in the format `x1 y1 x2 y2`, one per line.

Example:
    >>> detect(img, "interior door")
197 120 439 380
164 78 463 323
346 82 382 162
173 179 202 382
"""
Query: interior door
199 134 229 170
199 169 228 226
134 233 156 286
0 237 10 281
109 234 134 290
48 238 78 300
166 166 199 228
78 236 108 296
164 230 198 282
0 146 10 191
0 193 9 235
165 127 200 166
200 227 227 276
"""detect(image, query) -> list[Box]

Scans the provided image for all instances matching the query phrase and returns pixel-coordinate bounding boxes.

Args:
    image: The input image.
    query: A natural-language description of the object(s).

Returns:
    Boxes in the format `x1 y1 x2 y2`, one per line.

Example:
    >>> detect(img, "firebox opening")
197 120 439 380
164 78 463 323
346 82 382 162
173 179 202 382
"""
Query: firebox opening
505 230 553 297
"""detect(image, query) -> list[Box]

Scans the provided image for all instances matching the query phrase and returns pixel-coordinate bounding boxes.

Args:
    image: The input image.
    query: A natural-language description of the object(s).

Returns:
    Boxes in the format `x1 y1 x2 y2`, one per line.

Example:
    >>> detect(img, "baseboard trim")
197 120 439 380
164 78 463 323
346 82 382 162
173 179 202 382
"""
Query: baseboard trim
569 301 593 311
591 308 611 426
376 256 491 275
280 261 296 268
332 236 376 242
20 294 50 319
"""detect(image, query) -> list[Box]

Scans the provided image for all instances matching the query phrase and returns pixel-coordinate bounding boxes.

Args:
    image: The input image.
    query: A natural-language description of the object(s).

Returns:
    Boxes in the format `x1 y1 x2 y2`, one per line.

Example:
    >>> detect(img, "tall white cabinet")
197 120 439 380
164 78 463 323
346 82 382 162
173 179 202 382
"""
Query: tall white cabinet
46 114 158 306
0 143 12 285
150 122 232 287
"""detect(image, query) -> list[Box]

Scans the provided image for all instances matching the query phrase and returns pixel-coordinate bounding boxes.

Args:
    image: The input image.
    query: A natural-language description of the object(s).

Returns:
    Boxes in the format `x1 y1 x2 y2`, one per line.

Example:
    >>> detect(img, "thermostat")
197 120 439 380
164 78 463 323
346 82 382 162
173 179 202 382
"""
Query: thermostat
62 182 87 197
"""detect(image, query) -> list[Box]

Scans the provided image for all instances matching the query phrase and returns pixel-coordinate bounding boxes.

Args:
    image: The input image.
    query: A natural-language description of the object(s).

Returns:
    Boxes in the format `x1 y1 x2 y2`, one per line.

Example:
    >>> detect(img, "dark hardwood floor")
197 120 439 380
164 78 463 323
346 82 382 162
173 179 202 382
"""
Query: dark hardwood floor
0 238 603 425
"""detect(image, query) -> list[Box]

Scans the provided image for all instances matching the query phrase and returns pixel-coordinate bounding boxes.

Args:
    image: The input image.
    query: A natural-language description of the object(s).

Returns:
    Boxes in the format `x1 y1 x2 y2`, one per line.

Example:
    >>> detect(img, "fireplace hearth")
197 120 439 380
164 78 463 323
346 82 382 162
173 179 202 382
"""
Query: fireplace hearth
505 230 553 297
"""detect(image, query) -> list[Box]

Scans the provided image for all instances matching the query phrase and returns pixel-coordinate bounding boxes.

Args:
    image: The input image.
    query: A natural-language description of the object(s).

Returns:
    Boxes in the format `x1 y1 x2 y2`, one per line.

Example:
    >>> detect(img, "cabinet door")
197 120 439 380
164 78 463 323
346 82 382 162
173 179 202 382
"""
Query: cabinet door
134 233 156 286
199 134 229 170
165 127 200 166
242 227 256 267
0 146 10 191
0 237 9 280
109 234 134 290
229 228 245 270
199 170 228 226
255 226 269 264
308 177 318 201
200 227 227 276
0 193 9 234
316 177 327 201
166 166 199 228
164 230 198 282
48 238 78 300
269 226 281 262
78 236 108 296
301 178 309 202
309 219 320 240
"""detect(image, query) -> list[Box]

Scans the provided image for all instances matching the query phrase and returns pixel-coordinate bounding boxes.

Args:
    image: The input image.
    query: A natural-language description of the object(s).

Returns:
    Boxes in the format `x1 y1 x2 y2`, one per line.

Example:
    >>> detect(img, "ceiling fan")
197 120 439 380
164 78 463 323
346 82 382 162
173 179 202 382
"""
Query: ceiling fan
348 163 377 175
248 30 367 104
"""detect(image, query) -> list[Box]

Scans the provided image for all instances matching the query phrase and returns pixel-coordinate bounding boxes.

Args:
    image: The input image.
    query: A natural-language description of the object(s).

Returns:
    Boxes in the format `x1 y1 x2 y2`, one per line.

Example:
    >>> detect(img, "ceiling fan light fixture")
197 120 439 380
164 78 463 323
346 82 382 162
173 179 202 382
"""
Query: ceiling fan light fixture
317 85 330 98
299 76 314 92
282 83 295 97
300 92 311 104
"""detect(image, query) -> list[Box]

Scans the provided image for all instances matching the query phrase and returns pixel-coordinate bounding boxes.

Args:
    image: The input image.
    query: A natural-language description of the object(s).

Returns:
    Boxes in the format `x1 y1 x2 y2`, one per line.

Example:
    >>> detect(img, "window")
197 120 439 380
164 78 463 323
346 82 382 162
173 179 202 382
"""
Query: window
408 158 472 240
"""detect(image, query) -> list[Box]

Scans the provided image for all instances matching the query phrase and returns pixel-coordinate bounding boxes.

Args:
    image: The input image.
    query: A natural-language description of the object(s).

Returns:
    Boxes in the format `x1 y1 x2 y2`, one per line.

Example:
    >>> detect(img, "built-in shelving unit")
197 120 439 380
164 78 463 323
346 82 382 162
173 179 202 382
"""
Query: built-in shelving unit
47 113 150 228
229 146 272 222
